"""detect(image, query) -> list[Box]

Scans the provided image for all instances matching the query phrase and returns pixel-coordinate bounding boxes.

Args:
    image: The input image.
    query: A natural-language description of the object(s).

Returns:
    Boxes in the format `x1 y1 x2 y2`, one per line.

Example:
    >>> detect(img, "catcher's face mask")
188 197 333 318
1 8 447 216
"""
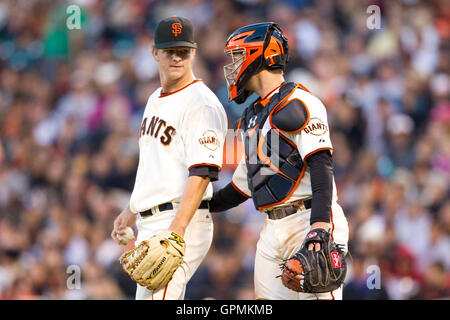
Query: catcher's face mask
224 22 289 104
224 48 246 98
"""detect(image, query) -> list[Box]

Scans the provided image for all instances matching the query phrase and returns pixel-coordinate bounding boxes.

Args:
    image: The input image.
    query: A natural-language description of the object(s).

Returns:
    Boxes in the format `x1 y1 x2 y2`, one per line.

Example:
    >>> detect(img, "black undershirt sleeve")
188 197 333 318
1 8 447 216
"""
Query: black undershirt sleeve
188 165 219 181
305 150 334 225
209 182 249 212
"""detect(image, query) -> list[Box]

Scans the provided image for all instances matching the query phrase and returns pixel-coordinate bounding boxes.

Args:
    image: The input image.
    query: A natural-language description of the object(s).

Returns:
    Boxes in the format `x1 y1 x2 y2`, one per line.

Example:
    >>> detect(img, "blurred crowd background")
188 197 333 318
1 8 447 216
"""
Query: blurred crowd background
0 0 449 300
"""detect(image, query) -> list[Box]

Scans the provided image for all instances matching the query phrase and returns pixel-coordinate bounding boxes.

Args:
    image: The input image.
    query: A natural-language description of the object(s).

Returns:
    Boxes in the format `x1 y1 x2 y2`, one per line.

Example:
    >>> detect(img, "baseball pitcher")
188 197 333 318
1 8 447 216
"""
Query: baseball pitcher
209 22 349 300
111 16 227 300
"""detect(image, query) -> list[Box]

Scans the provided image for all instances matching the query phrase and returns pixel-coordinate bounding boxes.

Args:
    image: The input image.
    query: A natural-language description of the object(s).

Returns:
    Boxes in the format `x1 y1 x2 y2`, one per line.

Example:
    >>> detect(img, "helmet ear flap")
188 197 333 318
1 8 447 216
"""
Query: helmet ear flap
264 53 288 70
262 24 288 70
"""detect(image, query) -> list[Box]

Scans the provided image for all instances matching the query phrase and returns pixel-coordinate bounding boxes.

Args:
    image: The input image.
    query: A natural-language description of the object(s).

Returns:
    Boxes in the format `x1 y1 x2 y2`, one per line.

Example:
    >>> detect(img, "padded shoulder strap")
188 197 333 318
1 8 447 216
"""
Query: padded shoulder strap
270 97 309 133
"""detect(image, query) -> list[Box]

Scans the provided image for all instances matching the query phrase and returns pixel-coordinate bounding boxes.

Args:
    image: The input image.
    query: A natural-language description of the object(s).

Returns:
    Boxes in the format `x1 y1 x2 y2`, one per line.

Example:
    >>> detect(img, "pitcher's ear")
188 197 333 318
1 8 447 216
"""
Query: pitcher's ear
152 46 159 61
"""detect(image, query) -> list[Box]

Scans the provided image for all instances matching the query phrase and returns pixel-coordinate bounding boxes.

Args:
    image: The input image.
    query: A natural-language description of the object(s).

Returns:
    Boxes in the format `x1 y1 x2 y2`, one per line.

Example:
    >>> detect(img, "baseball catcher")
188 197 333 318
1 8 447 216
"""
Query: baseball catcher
119 230 186 292
280 229 347 293
209 22 349 299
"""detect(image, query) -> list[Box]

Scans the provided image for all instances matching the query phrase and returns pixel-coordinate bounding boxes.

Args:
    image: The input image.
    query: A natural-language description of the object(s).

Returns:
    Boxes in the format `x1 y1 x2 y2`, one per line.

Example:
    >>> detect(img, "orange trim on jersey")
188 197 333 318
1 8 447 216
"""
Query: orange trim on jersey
257 163 307 211
297 82 311 94
256 82 310 108
278 131 298 148
330 291 335 300
236 117 242 132
159 79 203 98
257 134 296 183
231 181 251 198
235 117 243 140
303 147 334 160
247 123 259 138
270 83 299 112
188 163 222 171
256 82 286 107
162 284 168 300
269 97 311 134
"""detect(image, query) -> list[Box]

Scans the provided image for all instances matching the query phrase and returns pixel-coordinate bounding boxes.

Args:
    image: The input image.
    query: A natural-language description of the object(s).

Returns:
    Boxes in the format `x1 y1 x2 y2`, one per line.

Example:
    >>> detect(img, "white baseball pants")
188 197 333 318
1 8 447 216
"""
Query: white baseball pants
254 201 349 300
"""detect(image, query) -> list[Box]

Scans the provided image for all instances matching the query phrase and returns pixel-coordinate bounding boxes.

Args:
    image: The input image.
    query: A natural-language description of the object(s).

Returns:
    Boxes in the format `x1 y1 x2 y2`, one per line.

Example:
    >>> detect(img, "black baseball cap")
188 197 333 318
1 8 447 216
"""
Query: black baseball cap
154 16 197 49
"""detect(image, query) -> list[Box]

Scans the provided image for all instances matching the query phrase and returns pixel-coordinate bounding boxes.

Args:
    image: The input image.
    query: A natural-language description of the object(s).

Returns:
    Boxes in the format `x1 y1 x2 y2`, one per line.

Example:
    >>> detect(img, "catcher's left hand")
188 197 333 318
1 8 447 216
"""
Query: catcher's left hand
280 228 347 293
119 230 186 291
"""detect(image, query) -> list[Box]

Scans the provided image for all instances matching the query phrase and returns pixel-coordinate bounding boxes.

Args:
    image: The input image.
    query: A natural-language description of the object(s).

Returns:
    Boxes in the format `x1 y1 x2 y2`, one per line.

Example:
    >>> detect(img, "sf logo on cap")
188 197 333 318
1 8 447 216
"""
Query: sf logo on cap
172 23 182 37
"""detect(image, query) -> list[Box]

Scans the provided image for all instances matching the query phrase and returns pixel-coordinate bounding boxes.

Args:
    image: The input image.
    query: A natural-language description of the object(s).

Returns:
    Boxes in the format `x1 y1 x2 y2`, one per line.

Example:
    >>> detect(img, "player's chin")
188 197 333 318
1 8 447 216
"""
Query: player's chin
167 66 185 77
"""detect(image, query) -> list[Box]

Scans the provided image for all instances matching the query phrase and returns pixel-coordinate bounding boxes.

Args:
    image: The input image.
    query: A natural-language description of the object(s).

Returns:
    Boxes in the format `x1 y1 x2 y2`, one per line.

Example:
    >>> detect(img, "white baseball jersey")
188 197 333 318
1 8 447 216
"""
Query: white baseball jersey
129 80 228 214
231 85 338 208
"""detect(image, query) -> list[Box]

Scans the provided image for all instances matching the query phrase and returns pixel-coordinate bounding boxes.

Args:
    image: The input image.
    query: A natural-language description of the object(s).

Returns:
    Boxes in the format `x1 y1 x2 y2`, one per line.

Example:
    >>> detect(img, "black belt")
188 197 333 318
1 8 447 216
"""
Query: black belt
140 200 209 217
265 199 312 220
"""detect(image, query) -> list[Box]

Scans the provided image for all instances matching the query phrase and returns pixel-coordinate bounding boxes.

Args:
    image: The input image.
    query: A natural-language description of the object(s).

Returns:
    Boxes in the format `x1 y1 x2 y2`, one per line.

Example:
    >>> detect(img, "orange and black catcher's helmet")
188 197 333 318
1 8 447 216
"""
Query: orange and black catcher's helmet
224 22 289 104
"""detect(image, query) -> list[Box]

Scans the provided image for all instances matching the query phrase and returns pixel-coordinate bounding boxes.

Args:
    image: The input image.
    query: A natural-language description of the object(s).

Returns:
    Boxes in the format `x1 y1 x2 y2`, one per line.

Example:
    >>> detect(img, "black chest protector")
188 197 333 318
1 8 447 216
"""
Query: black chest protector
235 82 309 210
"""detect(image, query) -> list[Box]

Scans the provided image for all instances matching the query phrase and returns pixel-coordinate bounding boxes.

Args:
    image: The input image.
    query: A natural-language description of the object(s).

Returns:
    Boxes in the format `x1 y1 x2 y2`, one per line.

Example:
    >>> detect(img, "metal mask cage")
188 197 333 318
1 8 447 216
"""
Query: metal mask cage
223 48 246 87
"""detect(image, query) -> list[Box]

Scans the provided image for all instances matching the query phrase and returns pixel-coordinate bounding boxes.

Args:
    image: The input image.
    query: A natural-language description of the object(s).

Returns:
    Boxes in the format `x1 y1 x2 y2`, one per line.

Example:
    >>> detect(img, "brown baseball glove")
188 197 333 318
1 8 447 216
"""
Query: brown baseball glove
280 229 347 293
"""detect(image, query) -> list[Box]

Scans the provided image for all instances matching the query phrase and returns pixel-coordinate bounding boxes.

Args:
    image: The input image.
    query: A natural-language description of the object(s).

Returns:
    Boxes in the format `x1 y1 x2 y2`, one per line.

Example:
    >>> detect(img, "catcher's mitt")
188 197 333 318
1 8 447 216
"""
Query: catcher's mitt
119 230 186 291
280 228 347 293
